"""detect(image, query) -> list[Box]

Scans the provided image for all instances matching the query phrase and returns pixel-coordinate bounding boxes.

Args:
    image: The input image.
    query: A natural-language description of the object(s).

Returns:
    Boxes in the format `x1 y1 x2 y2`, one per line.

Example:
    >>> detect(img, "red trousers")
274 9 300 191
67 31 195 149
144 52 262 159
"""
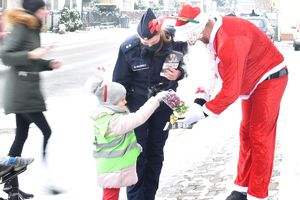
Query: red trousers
234 75 288 198
102 188 120 200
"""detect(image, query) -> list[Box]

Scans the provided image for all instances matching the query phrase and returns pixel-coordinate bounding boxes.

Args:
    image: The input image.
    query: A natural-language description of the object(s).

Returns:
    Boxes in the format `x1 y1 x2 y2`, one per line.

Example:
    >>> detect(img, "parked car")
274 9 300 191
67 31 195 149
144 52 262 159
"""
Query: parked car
292 23 300 51
244 16 275 42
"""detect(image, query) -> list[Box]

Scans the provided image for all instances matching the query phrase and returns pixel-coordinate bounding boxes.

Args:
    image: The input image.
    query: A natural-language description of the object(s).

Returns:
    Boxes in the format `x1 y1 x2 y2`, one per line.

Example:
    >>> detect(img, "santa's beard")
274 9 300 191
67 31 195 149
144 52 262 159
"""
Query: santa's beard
176 41 218 104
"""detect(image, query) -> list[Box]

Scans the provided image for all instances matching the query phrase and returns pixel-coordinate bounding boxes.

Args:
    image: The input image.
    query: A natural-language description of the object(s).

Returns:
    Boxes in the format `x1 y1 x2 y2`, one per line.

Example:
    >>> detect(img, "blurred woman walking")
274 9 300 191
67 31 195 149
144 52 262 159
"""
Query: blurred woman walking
0 1 62 199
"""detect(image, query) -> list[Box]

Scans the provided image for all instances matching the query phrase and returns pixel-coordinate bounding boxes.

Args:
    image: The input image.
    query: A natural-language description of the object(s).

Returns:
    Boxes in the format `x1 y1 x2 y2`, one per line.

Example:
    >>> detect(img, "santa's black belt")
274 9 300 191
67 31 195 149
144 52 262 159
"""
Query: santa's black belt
265 68 288 80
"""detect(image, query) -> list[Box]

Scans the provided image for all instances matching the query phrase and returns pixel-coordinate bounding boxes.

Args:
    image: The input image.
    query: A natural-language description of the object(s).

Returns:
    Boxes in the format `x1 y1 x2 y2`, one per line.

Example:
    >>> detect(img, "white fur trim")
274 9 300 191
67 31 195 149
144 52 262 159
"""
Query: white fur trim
203 103 218 118
208 16 222 55
174 12 209 42
232 184 248 193
247 194 268 200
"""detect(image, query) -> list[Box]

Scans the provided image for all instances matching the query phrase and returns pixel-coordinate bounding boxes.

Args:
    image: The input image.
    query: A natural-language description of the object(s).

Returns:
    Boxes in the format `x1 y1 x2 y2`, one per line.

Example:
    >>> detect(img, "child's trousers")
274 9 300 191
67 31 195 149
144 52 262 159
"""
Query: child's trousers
103 188 120 200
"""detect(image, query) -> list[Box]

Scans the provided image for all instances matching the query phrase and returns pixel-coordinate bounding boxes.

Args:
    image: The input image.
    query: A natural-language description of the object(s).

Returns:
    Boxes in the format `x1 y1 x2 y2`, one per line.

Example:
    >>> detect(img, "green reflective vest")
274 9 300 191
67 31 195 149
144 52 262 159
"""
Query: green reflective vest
93 113 141 173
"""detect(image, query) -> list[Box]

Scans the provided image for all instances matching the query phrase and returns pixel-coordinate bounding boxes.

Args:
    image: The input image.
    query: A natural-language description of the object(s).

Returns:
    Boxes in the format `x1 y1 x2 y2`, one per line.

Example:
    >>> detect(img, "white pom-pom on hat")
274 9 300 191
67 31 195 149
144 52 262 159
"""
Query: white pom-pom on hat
85 75 103 94
85 67 106 94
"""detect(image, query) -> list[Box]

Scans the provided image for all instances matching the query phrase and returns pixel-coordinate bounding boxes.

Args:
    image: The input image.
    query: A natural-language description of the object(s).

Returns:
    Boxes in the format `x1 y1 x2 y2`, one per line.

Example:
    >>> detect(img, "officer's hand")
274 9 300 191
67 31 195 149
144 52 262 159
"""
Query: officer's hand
178 103 207 126
164 68 181 80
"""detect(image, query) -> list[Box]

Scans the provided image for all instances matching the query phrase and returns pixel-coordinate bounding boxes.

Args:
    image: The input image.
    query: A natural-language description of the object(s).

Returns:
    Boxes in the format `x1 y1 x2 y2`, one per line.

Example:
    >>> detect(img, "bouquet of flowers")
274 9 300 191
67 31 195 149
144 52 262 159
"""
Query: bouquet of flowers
162 89 188 116
162 90 191 130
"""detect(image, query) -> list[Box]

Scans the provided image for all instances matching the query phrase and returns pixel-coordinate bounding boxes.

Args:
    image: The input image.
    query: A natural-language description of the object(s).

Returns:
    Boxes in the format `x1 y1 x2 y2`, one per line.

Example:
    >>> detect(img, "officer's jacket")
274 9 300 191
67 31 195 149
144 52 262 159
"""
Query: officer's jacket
113 35 188 111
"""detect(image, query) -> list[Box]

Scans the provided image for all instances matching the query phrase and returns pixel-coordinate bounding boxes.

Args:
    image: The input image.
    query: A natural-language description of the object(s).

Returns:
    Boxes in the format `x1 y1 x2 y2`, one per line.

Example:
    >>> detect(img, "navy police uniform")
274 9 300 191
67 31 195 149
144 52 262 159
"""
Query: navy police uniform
112 9 188 200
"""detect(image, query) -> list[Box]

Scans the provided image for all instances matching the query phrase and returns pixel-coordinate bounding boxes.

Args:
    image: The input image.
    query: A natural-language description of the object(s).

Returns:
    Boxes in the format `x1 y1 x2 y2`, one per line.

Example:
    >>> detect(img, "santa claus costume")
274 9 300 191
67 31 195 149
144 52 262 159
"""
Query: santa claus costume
174 4 288 200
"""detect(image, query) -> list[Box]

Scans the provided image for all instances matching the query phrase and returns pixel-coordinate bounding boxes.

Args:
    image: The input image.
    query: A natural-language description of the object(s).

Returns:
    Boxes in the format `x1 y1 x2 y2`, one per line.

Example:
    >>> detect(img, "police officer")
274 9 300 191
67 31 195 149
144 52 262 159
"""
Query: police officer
112 8 188 200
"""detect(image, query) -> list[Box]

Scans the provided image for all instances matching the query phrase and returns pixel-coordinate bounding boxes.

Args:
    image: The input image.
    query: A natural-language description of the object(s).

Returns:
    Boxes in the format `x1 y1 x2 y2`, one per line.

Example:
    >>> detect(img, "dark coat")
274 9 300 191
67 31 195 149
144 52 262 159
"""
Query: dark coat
112 34 188 111
1 9 52 114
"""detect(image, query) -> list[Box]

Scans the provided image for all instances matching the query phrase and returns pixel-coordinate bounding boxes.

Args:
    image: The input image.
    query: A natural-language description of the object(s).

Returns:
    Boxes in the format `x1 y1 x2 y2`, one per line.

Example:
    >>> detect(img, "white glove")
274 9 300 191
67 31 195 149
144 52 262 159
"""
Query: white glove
179 103 206 126
154 91 169 102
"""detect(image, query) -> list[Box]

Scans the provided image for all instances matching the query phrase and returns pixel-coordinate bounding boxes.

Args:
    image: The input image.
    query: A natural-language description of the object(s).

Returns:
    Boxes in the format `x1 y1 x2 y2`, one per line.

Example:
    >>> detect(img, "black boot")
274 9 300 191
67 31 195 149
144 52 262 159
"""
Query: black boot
226 191 247 200
18 190 33 199
3 186 33 199
7 188 23 200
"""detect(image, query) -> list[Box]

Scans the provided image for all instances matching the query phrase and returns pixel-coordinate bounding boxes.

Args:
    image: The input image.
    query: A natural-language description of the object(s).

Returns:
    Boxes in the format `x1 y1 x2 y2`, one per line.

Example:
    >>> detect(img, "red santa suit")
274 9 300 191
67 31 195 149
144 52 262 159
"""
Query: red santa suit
202 16 288 199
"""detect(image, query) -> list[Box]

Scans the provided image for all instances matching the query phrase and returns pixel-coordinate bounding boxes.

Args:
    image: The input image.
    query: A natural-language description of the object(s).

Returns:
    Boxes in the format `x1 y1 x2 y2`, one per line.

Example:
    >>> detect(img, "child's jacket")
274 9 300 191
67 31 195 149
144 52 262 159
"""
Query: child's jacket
92 97 160 188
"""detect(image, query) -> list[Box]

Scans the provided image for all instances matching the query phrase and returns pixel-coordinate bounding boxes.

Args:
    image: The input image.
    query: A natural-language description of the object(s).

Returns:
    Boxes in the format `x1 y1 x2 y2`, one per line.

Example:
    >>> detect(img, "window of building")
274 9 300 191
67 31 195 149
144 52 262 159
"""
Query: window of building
0 0 6 10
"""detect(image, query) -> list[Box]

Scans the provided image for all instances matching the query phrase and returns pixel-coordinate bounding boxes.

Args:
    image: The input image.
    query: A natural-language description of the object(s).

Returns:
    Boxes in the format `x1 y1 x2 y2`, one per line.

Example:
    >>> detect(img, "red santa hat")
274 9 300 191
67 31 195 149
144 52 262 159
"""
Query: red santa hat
174 4 209 42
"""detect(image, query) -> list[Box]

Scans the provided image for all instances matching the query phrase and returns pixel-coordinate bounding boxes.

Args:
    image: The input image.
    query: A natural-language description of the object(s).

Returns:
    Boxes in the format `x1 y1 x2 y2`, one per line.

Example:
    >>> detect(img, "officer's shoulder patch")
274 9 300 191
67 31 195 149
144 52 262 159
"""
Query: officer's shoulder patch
120 35 140 53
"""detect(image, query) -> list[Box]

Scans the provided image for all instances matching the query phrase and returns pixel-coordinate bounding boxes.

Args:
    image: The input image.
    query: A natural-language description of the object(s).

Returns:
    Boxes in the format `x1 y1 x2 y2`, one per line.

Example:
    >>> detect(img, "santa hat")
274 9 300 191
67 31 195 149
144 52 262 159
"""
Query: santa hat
174 4 209 42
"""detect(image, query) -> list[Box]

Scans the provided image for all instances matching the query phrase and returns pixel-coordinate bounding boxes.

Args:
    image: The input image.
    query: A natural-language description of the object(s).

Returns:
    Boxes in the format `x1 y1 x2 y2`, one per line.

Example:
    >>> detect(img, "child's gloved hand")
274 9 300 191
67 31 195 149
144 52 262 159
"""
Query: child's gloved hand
154 91 169 102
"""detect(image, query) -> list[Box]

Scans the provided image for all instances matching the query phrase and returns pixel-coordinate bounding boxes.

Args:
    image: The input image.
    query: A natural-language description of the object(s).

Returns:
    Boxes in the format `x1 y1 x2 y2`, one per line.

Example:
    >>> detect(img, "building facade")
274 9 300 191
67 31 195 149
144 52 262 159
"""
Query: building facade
1 0 21 10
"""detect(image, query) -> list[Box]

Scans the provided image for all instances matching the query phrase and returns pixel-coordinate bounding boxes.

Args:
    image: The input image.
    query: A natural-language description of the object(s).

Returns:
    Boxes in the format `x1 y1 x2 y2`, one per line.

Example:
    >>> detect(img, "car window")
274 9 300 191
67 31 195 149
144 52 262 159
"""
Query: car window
248 19 265 29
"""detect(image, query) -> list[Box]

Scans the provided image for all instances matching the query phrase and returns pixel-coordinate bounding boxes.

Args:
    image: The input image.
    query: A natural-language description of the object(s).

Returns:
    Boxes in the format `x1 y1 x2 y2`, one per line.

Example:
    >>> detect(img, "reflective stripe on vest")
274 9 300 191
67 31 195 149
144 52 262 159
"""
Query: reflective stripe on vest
93 140 139 158
94 113 141 173
94 131 130 149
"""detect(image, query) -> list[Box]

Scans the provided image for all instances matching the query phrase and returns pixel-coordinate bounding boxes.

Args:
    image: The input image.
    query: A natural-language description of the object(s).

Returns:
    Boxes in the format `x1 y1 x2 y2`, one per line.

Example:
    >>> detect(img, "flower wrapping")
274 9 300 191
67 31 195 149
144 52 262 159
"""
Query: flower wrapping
162 89 188 118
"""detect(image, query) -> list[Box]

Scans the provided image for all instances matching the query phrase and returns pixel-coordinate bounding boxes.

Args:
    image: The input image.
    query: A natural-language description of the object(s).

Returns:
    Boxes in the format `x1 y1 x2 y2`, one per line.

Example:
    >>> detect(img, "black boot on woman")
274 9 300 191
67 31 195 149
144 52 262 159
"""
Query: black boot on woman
3 185 33 199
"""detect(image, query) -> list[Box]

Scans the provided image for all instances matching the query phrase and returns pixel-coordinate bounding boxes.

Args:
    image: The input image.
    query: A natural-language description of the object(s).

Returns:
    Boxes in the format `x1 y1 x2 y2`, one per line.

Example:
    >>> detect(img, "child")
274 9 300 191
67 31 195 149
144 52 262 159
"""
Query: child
0 156 34 177
85 74 169 200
